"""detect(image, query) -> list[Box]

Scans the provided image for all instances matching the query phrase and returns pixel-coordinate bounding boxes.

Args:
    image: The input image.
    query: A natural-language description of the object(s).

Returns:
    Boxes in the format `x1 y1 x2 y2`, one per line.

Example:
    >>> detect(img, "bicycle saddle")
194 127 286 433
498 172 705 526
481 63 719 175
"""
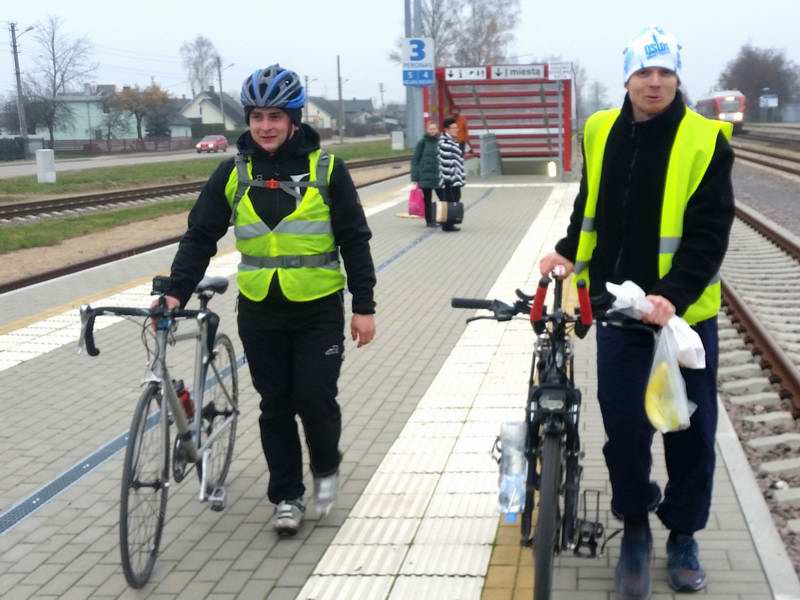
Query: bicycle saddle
195 276 229 295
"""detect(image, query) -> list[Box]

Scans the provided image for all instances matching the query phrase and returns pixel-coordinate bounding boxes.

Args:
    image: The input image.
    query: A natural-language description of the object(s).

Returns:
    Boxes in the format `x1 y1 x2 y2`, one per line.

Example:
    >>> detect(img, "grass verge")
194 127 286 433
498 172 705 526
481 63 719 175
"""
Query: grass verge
0 199 193 254
0 138 407 201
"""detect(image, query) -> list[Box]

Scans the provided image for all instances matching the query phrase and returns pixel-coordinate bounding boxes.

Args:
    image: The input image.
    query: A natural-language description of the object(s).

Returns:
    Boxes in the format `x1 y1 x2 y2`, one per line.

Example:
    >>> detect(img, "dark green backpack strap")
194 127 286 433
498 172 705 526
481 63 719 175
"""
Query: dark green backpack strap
229 153 251 225
316 151 332 207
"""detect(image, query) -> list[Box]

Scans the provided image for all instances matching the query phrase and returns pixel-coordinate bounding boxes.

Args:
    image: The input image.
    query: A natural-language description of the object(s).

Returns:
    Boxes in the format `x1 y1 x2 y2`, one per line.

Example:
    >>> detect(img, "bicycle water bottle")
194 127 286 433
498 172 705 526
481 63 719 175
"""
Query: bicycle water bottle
497 421 527 517
173 379 194 419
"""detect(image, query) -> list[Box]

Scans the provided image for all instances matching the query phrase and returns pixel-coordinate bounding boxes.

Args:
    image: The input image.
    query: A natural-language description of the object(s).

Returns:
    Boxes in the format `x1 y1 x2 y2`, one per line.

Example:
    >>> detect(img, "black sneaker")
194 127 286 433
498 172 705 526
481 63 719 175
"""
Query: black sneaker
666 533 706 592
614 521 653 600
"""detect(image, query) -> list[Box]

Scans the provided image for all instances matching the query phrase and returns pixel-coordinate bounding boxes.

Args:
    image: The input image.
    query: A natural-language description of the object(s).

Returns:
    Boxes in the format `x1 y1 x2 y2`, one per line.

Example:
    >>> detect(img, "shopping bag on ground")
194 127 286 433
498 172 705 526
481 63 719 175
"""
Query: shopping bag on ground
408 185 425 218
646 328 697 433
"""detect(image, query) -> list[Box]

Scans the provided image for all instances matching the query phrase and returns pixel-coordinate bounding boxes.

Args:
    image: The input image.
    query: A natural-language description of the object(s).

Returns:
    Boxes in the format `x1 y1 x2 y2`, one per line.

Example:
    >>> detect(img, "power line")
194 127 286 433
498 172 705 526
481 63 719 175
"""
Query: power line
94 44 183 63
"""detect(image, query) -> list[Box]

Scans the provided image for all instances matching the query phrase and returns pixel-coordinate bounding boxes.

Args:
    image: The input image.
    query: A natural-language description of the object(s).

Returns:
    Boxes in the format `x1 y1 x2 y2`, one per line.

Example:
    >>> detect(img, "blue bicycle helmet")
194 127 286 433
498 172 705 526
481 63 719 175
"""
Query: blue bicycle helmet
240 64 305 109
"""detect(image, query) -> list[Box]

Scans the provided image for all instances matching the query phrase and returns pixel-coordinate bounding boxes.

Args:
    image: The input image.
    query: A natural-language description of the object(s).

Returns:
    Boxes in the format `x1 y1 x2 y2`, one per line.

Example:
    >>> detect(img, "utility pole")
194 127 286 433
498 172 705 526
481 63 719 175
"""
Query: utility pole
378 83 385 109
9 22 31 157
404 0 412 148
404 0 424 148
337 55 345 143
215 56 225 132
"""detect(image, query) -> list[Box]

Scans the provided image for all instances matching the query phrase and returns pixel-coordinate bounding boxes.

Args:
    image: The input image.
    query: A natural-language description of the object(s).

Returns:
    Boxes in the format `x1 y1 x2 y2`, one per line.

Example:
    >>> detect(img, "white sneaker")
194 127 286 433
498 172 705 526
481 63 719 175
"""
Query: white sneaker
314 472 338 517
273 499 305 536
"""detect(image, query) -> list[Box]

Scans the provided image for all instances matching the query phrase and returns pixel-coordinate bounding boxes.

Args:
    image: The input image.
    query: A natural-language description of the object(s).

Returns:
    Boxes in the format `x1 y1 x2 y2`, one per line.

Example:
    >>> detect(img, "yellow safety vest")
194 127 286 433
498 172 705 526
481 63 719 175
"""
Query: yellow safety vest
574 107 732 325
225 149 345 302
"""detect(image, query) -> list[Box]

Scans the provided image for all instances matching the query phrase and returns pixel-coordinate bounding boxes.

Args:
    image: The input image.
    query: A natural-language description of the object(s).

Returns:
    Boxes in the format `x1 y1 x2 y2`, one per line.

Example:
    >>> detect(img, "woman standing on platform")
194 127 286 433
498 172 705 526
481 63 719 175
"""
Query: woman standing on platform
410 121 442 227
438 117 465 232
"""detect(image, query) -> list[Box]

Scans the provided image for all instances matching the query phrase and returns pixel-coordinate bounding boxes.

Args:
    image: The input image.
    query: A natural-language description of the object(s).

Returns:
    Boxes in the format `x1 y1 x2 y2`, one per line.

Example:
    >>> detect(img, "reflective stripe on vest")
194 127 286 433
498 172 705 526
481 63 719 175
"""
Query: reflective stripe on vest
225 149 345 302
575 107 732 325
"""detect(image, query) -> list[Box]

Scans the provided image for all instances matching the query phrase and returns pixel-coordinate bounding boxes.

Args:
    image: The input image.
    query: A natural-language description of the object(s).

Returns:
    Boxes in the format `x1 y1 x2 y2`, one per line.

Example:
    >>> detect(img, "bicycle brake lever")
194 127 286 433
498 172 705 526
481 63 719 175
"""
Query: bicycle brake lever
465 316 494 324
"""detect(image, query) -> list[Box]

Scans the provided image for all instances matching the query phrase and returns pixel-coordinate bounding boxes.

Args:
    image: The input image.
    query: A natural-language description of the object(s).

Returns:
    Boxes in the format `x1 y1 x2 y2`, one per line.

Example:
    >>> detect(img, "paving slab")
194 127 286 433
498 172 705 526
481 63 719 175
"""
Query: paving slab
0 174 798 600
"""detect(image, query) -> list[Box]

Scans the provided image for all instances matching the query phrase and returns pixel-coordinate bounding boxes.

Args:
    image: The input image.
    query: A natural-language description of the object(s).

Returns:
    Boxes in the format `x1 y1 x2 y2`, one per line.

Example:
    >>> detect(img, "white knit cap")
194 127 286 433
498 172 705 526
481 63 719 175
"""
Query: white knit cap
623 26 682 84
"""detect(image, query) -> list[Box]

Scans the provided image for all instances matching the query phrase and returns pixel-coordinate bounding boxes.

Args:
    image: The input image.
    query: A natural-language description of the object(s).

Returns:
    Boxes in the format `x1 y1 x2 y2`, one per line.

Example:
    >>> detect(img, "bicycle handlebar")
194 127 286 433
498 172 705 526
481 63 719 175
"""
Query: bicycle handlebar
451 297 495 310
79 304 205 357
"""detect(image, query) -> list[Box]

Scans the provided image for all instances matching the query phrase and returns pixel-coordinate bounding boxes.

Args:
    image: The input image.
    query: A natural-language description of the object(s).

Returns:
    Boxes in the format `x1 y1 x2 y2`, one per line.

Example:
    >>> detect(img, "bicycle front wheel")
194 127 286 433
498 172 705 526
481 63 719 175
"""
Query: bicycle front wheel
119 382 169 588
533 432 562 600
199 333 239 491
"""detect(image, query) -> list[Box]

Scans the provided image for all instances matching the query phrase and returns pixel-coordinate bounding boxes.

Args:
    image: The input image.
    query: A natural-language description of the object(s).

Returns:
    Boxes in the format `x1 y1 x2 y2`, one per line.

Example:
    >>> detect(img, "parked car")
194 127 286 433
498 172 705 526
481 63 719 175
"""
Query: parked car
196 135 229 153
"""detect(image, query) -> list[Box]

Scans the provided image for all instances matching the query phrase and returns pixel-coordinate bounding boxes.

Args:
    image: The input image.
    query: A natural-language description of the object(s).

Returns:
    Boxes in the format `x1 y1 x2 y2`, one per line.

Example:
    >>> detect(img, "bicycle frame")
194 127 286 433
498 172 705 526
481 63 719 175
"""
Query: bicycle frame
520 278 587 550
148 313 235 502
79 301 237 503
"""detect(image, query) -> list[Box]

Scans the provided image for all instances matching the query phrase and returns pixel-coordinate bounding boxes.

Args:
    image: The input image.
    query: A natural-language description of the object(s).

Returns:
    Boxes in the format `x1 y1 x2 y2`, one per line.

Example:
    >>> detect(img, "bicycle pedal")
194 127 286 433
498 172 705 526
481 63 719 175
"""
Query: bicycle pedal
208 486 226 512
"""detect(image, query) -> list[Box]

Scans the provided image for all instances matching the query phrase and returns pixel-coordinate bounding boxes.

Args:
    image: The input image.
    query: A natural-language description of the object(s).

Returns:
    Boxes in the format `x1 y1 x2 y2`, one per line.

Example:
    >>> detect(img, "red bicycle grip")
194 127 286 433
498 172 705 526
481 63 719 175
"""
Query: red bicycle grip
530 276 550 322
577 280 593 325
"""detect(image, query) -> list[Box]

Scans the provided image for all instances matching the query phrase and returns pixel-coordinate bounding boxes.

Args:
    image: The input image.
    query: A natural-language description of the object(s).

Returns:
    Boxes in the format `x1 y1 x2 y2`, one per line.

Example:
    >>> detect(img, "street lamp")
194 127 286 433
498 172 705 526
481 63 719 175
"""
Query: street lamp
304 75 318 123
215 57 235 131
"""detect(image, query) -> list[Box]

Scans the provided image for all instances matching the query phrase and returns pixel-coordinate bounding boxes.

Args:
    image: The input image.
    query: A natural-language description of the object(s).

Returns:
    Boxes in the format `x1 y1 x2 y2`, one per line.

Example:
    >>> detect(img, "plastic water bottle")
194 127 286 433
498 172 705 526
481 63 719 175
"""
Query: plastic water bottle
497 421 527 517
173 379 194 419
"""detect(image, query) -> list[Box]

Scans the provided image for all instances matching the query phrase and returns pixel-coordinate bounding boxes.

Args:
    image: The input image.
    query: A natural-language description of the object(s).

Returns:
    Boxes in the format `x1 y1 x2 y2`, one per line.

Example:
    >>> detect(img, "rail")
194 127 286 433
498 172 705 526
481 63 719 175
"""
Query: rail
0 155 412 221
722 203 800 414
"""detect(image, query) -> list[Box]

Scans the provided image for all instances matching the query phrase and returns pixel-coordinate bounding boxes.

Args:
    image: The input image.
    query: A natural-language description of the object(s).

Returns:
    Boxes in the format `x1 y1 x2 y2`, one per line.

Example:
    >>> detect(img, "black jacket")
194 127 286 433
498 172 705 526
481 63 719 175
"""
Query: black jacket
555 92 735 316
167 124 376 315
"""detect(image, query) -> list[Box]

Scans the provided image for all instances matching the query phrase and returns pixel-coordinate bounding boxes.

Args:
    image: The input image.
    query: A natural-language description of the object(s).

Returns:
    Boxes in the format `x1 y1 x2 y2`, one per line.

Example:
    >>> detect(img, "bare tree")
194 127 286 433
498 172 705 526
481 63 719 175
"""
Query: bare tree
584 80 611 115
453 0 521 65
26 15 97 145
718 44 800 116
388 0 520 67
388 0 462 66
180 35 218 97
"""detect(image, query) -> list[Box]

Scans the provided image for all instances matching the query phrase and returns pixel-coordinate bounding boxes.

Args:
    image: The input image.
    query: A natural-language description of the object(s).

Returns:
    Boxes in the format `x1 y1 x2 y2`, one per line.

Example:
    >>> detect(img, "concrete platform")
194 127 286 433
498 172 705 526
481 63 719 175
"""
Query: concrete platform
0 174 797 599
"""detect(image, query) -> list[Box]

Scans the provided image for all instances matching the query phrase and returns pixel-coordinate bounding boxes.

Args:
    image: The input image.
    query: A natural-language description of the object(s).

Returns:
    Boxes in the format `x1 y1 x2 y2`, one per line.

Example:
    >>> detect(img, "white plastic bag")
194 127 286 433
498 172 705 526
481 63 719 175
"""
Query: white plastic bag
608 281 706 369
646 328 697 433
606 281 654 320
666 316 706 369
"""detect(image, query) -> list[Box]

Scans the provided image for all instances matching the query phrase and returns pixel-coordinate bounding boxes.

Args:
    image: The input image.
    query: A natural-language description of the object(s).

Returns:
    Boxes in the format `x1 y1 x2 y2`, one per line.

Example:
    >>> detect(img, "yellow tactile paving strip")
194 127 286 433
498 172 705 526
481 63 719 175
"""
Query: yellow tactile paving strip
481 278 578 599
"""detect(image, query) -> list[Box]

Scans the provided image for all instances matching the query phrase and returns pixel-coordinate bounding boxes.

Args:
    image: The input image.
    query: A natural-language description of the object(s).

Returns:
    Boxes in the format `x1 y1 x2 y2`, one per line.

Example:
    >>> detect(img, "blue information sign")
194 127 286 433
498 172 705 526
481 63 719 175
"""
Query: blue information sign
403 69 434 86
402 37 435 87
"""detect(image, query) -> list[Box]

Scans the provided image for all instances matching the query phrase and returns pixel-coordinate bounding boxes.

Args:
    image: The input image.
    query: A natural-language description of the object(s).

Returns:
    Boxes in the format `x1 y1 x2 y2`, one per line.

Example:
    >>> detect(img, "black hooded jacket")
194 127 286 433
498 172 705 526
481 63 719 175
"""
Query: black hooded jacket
167 124 376 316
555 92 735 316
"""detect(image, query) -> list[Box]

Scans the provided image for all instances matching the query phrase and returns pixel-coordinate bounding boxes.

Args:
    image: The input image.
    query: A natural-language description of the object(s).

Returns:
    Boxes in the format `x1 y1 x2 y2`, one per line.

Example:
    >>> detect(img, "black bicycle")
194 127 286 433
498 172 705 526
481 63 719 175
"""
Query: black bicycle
453 274 604 600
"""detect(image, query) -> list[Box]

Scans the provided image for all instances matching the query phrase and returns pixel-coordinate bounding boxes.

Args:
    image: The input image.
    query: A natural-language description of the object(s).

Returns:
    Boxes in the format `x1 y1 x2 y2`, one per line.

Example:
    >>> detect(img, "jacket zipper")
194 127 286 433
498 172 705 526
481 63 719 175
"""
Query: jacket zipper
612 122 640 279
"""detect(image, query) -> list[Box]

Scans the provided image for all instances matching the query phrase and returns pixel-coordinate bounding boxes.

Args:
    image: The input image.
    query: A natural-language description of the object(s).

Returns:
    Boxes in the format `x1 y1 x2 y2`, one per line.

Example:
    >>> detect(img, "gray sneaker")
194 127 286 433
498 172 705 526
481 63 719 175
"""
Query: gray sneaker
313 472 338 517
273 499 305 536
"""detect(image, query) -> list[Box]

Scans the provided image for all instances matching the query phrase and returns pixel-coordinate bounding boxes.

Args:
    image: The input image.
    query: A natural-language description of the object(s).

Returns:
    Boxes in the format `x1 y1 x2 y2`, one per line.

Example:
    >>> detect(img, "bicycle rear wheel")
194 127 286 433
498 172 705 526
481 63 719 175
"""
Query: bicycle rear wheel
533 432 562 600
119 382 169 588
199 333 239 491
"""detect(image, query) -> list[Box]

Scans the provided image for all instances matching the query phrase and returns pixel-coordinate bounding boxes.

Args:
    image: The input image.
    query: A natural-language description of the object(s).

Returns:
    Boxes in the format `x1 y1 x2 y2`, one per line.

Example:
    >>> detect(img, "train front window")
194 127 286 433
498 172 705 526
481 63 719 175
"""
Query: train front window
720 98 741 111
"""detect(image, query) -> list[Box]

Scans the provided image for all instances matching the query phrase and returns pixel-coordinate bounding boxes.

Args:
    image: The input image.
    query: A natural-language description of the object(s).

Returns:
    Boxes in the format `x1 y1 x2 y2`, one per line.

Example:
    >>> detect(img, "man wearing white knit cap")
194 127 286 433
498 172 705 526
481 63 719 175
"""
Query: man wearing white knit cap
540 26 735 599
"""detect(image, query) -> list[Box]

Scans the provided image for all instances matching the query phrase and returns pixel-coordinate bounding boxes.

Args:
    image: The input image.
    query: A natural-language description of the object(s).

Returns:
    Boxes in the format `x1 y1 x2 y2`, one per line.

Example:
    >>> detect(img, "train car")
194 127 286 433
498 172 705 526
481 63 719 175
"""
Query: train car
694 90 746 133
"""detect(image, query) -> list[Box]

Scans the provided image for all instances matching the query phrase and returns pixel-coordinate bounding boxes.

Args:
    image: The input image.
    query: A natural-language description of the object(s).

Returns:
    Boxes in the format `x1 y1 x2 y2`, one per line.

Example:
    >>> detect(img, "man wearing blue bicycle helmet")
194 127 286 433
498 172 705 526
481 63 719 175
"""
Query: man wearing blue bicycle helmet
540 27 734 599
163 64 377 536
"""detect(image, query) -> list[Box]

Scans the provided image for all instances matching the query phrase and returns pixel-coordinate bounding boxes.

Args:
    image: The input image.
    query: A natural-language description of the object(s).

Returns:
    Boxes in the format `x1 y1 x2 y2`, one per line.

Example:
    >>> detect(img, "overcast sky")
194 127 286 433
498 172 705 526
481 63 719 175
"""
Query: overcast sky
2 0 798 109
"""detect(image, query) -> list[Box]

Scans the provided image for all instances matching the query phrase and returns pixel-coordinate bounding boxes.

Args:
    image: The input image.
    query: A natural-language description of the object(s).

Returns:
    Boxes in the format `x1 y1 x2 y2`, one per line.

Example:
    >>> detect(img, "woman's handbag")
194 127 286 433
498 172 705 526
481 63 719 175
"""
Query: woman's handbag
408 185 425 218
436 201 464 225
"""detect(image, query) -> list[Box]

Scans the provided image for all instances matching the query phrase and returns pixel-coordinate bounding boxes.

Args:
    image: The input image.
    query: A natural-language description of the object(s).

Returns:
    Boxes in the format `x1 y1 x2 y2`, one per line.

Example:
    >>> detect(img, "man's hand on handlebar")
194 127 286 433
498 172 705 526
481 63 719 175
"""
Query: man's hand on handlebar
148 295 181 330
539 252 574 278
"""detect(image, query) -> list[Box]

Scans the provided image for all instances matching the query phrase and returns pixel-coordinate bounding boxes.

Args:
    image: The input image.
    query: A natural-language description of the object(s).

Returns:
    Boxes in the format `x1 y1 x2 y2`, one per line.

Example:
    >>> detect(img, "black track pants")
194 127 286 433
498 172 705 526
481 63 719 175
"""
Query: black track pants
596 317 718 533
238 302 345 504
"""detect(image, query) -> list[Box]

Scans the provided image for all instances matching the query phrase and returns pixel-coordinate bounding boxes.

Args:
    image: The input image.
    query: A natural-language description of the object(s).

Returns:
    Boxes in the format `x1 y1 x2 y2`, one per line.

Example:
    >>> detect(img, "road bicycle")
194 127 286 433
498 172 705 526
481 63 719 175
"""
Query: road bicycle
453 274 606 600
78 275 240 588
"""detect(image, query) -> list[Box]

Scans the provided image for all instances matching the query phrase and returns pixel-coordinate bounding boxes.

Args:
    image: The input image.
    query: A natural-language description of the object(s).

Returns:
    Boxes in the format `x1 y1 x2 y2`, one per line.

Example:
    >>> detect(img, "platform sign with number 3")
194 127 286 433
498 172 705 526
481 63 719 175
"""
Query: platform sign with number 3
402 37 435 86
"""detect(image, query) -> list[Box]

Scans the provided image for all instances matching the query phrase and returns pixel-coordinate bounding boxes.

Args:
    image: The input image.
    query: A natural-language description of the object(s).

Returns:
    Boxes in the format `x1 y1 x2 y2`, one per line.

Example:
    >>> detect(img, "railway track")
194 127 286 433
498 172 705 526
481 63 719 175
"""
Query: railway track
731 136 800 177
0 155 412 222
0 160 411 293
718 202 800 555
